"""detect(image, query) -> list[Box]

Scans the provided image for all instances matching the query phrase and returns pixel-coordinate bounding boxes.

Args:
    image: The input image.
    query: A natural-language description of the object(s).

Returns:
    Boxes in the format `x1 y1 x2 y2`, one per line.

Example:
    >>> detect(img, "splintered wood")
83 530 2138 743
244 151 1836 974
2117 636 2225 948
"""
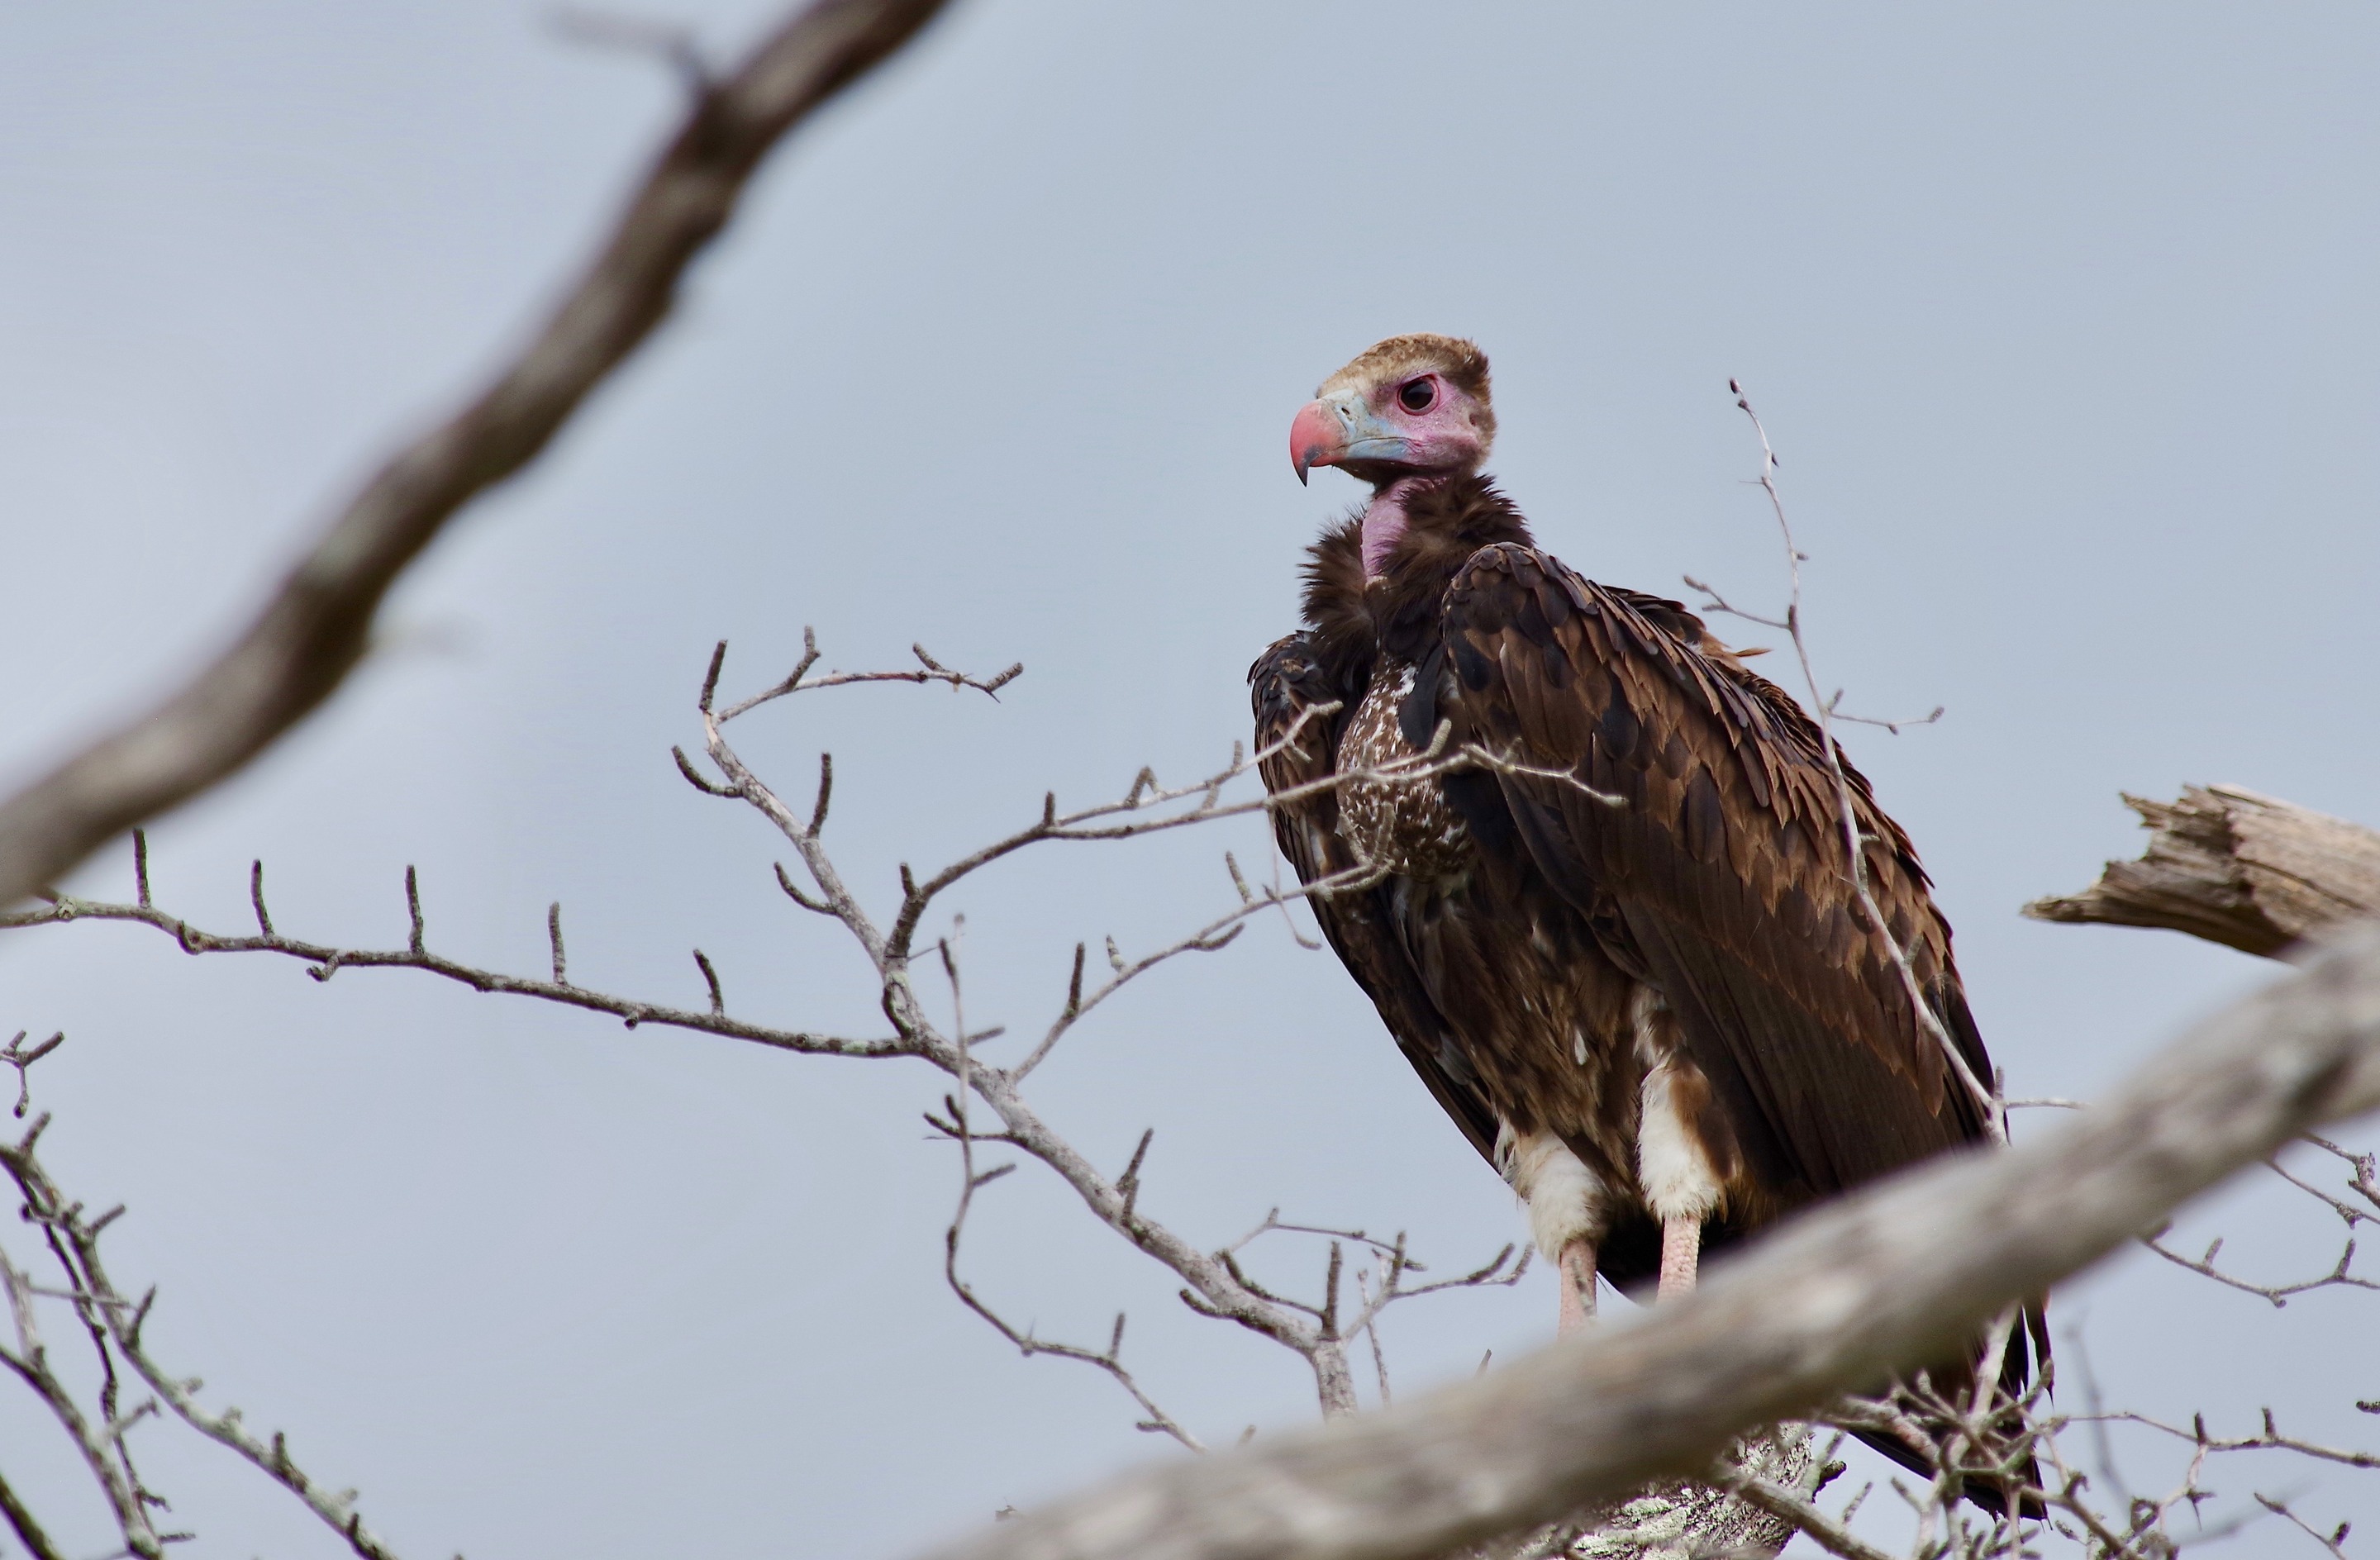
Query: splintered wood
2024 783 2380 956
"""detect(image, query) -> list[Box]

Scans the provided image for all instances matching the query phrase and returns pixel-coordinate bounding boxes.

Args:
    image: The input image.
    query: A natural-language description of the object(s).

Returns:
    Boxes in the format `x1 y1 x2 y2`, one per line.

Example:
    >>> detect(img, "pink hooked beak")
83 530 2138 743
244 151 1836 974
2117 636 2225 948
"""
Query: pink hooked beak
1290 393 1413 485
1290 399 1340 486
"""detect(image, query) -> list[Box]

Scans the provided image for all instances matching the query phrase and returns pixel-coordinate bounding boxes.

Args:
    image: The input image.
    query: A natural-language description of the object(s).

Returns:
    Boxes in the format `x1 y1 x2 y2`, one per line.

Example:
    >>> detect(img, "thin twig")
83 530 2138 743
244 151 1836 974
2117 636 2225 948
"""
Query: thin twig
1714 1460 1893 1560
1712 383 2002 1140
0 1130 398 1558
2 849 898 1059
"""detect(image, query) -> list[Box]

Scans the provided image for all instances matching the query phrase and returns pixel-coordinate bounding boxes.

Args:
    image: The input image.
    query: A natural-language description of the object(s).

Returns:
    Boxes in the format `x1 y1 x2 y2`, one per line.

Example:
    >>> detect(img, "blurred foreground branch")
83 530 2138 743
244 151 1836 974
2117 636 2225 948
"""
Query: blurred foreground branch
910 918 2380 1560
0 0 951 912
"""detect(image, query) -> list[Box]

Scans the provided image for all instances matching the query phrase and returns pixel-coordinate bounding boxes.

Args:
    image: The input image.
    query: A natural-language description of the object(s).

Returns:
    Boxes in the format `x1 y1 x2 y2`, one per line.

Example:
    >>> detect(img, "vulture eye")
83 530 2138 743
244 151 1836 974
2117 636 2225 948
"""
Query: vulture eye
1397 378 1437 413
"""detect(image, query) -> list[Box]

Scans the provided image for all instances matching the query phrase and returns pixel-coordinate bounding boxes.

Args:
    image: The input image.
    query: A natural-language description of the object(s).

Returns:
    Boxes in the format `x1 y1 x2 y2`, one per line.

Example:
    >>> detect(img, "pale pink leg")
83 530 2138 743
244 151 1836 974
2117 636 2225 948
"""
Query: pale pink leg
1657 1215 1702 1300
1556 1238 1597 1334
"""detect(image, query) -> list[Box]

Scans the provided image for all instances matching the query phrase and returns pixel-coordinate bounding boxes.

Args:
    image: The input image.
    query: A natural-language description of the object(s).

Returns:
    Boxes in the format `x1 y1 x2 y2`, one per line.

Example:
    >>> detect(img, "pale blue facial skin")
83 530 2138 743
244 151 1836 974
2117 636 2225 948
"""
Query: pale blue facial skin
1292 372 1489 484
1315 392 1416 467
1292 392 1413 482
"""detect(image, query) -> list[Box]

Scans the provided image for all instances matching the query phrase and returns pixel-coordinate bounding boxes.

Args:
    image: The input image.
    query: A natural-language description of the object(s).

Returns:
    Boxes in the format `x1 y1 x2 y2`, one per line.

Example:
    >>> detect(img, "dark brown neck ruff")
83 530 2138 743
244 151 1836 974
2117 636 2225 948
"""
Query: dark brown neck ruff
1301 473 1535 681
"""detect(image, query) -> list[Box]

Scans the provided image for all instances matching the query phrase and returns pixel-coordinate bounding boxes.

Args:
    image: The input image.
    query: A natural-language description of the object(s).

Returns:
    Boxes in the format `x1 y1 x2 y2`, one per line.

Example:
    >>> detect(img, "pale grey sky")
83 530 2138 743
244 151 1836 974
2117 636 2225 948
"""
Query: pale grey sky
2 3 2377 1556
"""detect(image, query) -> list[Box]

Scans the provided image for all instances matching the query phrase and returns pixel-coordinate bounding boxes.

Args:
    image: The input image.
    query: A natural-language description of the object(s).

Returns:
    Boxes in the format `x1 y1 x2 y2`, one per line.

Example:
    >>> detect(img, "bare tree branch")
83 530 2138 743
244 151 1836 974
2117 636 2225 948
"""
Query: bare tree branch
0 0 954 913
1713 1459 1889 1560
0 1465 66 1560
2255 1492 2353 1558
2030 787 2380 1325
22 623 2380 1559
1696 386 2003 1138
715 626 1025 722
2081 1405 2380 1472
907 918 2380 1560
8 641 1526 1434
2 866 901 1058
2025 783 2380 955
2140 1224 2378 1307
0 1111 397 1559
0 1227 164 1558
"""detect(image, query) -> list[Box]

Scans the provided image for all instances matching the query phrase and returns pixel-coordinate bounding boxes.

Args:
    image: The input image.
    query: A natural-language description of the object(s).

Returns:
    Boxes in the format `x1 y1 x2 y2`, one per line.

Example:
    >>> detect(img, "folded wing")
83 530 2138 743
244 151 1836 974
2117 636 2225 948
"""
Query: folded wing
1429 543 1997 1203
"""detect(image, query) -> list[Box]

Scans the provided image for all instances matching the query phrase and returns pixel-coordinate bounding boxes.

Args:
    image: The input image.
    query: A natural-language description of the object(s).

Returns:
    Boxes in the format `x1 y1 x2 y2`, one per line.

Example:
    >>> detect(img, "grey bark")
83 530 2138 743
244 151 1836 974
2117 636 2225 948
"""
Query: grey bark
2024 783 2380 955
1560 1429 1811 1559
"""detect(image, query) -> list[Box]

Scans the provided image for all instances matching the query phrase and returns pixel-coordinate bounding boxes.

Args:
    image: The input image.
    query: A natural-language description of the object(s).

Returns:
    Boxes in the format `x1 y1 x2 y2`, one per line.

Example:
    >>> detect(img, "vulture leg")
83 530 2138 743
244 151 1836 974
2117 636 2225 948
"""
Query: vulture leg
1635 1002 1730 1305
1657 1215 1701 1299
1502 1128 1607 1336
1556 1239 1597 1334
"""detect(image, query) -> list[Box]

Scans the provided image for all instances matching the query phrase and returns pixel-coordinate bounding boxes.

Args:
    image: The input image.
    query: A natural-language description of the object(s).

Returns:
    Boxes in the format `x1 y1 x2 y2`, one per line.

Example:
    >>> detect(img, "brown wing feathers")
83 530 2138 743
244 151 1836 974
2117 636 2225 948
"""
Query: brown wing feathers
1255 421 2033 1508
1436 545 1992 1201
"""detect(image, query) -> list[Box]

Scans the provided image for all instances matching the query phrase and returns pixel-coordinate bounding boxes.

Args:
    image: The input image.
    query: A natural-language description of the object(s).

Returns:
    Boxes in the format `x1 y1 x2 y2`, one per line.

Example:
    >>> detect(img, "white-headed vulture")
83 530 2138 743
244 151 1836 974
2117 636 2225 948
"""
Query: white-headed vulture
1250 335 2042 1511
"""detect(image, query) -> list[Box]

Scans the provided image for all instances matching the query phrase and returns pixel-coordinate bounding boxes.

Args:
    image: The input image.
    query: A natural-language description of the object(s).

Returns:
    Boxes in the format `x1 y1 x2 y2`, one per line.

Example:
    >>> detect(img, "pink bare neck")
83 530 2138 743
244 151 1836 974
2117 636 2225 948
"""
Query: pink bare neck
1360 477 1433 578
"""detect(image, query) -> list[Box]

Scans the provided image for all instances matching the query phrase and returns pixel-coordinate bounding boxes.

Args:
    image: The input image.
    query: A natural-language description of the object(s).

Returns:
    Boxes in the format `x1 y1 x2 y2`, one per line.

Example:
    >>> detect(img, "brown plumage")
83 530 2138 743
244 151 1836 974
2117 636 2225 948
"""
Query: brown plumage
1254 335 2042 1512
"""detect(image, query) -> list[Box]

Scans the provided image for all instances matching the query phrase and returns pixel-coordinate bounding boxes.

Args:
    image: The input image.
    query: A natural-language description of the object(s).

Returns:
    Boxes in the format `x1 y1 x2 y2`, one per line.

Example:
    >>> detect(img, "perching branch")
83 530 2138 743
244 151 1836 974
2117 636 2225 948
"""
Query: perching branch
0 0 954 914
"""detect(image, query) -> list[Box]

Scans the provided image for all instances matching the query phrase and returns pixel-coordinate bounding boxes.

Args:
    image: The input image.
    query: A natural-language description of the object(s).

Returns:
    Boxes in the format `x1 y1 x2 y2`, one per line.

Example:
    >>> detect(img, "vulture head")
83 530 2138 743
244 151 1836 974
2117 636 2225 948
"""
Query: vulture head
1290 333 1496 487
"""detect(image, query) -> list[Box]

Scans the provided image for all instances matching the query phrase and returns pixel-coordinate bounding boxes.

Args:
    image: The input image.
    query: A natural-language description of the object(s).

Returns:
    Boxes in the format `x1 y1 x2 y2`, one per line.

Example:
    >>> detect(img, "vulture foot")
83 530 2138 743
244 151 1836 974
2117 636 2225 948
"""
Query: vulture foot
1556 1238 1597 1334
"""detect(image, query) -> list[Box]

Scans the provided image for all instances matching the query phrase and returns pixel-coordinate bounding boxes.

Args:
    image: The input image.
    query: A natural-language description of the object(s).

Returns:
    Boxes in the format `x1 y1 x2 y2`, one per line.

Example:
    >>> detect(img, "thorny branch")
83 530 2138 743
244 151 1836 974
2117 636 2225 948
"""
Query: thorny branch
0 1039 397 1558
697 639 1536 1425
2 635 1534 1439
688 639 1539 1425
0 1221 168 1559
2259 1493 2354 1559
712 625 1025 722
2014 1099 2380 1310
2138 1133 2380 1307
932 930 1207 1452
3 864 907 1060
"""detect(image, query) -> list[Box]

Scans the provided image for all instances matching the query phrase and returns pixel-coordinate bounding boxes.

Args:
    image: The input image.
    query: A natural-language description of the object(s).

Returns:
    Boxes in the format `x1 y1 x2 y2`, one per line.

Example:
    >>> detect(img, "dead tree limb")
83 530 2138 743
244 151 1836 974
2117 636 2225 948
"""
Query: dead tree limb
2024 784 2380 956
0 0 952 914
908 918 2380 1560
7 641 1535 1436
